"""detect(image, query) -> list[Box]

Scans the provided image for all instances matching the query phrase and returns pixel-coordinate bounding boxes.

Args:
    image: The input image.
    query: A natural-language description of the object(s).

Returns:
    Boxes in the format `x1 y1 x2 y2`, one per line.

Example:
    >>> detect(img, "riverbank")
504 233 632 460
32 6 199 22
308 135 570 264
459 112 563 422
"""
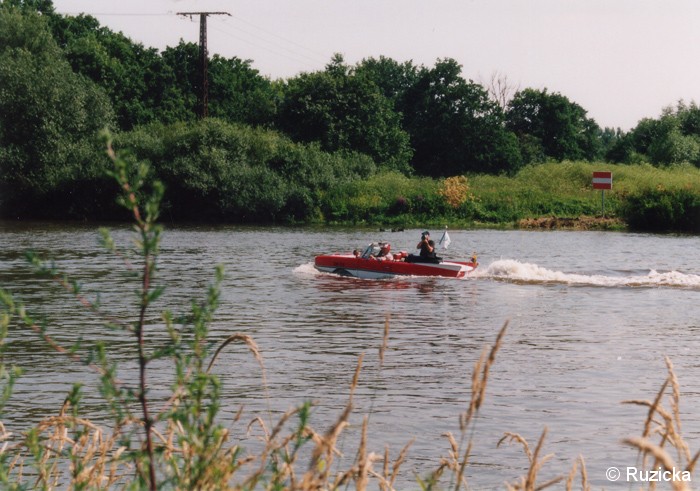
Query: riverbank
517 215 626 231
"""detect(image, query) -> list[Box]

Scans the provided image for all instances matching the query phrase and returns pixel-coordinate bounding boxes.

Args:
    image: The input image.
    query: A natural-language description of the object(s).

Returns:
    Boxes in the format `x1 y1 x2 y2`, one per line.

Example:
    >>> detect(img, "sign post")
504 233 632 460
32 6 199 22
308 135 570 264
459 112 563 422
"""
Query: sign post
592 171 613 216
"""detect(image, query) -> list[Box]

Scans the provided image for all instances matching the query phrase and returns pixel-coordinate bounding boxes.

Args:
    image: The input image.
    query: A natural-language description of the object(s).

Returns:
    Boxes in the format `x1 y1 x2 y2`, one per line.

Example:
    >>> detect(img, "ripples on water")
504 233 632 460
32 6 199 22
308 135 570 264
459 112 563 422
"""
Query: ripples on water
1 224 700 488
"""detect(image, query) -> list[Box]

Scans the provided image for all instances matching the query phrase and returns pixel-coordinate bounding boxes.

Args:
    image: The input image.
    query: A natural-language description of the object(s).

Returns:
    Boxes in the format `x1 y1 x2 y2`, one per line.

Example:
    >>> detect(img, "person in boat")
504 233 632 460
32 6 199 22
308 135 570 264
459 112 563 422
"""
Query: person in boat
376 242 393 261
405 231 441 263
417 231 436 259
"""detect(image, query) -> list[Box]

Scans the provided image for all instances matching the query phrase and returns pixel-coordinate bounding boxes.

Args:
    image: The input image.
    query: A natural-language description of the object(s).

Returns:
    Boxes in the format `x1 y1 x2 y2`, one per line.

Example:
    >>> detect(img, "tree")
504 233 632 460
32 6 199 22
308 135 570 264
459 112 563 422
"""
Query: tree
207 54 277 126
276 54 412 173
482 70 520 111
354 56 419 104
48 13 180 129
401 58 522 176
622 106 700 166
506 88 602 162
0 0 54 14
647 114 700 166
0 5 115 217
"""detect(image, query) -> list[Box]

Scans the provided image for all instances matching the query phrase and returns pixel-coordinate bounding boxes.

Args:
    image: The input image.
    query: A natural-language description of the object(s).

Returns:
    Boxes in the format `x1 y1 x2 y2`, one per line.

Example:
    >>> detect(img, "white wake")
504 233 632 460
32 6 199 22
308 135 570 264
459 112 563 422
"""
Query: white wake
478 259 700 288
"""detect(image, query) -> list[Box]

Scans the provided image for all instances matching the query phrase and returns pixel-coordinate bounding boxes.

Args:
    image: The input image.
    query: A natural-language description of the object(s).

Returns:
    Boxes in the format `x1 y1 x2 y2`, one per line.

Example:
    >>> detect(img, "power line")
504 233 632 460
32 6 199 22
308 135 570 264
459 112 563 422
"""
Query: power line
208 23 323 71
60 12 173 16
227 14 328 60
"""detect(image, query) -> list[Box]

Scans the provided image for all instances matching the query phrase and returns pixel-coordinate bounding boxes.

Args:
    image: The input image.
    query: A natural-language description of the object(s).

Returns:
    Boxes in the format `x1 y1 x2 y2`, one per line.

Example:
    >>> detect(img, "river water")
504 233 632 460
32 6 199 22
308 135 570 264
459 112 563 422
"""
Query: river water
1 222 700 489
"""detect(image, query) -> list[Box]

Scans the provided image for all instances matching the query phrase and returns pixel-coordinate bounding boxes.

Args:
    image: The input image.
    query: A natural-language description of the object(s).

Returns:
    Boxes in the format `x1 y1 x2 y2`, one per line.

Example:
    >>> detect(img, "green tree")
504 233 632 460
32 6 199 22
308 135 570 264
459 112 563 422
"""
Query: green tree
207 54 277 126
354 55 419 104
401 58 522 176
276 54 413 173
159 42 278 126
647 114 700 166
506 88 602 162
0 5 115 218
48 13 180 129
677 100 700 136
0 0 54 14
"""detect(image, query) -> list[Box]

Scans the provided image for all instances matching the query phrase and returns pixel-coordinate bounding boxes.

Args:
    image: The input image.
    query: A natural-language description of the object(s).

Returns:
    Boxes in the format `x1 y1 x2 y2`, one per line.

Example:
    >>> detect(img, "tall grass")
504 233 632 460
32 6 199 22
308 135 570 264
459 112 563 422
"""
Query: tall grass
320 162 700 230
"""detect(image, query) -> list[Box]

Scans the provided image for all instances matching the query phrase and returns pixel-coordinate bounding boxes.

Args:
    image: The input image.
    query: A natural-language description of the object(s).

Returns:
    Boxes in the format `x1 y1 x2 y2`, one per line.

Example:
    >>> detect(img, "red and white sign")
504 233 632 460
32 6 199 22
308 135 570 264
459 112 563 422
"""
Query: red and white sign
592 171 612 190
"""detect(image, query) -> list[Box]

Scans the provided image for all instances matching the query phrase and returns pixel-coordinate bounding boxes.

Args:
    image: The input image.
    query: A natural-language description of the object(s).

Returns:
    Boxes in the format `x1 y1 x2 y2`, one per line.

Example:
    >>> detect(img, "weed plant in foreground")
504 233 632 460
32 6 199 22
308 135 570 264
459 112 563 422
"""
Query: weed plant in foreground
0 137 698 489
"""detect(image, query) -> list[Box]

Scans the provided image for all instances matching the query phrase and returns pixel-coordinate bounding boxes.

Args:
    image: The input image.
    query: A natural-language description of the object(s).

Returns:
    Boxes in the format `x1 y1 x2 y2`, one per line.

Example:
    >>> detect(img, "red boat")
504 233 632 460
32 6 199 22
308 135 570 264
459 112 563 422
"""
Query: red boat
314 242 478 279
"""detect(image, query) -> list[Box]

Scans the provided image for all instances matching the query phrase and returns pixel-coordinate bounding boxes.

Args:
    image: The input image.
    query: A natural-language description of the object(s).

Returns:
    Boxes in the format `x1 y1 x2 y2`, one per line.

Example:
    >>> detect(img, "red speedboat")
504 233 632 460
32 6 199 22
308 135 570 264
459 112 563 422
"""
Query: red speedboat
314 242 478 279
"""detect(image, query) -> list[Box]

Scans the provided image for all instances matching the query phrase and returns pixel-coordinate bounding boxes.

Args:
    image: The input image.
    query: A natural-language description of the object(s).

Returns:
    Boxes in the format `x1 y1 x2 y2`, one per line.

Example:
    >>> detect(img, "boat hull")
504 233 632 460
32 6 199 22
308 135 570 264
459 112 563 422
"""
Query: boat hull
314 254 477 279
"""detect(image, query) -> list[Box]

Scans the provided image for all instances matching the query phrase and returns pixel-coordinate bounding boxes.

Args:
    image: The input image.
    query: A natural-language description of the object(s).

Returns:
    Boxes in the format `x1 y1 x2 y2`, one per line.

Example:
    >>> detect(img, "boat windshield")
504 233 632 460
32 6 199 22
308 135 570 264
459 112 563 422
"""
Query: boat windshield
361 243 381 259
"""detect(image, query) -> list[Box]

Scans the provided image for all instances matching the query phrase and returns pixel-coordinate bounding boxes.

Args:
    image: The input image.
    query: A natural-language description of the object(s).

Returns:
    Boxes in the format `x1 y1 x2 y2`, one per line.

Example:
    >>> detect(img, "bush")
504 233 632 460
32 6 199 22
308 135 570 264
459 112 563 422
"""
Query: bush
116 119 376 222
621 187 700 232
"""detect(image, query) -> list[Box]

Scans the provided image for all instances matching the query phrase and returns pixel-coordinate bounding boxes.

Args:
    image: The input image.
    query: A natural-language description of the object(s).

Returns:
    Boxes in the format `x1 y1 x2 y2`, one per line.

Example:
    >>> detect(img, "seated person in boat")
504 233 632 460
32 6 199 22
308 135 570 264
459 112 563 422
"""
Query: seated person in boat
406 231 441 263
376 242 393 261
360 242 393 260
417 231 436 258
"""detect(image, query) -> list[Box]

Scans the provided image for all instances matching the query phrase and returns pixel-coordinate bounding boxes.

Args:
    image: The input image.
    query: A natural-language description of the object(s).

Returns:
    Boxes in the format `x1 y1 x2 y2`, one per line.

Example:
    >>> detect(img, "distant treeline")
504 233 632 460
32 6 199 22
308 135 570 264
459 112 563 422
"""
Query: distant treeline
3 0 700 230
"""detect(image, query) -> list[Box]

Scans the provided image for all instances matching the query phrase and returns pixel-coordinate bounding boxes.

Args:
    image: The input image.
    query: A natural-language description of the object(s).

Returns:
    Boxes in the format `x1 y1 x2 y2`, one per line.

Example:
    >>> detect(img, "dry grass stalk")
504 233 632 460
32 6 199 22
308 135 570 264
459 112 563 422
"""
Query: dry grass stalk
299 354 363 488
524 428 557 490
355 415 370 489
379 312 390 369
665 356 691 464
12 413 130 490
500 428 562 491
623 437 690 491
498 432 532 463
577 455 589 491
384 439 413 491
206 333 264 375
448 321 509 491
564 457 577 491
622 358 695 477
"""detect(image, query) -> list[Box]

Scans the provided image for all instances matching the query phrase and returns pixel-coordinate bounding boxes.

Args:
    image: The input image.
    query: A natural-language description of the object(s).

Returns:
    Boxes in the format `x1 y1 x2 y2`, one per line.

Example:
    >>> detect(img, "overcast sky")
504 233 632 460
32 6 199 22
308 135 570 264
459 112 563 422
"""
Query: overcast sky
52 0 700 131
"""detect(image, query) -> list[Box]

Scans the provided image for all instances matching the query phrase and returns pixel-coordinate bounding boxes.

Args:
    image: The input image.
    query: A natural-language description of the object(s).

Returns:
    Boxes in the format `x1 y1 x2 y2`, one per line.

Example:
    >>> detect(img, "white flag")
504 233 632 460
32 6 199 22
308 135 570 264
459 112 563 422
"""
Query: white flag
439 230 451 249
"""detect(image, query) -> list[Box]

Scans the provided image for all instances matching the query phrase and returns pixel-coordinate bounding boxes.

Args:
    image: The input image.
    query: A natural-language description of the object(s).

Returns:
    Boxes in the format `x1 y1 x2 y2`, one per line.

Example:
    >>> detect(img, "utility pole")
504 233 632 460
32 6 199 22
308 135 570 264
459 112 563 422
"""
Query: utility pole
176 11 231 118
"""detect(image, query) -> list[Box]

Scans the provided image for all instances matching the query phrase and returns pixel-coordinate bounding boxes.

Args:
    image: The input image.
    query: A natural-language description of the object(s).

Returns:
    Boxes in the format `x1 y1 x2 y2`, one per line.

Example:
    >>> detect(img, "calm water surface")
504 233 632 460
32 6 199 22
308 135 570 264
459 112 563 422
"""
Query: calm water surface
1 222 700 489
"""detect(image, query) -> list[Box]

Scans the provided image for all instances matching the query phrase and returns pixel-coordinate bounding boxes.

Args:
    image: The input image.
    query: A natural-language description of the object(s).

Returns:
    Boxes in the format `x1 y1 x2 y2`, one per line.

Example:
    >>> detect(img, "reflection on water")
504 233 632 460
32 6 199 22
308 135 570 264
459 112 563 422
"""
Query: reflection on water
1 223 700 488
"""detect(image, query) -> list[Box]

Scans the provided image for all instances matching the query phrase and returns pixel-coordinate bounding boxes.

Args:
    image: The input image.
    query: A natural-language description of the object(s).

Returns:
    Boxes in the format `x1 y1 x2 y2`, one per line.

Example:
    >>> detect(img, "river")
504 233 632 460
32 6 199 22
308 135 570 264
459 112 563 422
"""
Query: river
1 222 699 489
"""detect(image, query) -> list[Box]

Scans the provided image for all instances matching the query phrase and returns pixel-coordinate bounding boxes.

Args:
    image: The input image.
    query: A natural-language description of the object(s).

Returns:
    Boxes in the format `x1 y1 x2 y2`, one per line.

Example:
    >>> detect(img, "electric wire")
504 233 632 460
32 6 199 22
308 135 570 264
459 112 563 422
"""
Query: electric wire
209 23 324 69
56 9 330 74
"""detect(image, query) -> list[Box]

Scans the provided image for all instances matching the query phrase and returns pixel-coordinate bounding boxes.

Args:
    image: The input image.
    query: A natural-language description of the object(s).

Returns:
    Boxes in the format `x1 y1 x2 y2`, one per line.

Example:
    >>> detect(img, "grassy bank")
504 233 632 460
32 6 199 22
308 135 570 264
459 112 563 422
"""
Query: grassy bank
5 115 700 232
326 162 700 232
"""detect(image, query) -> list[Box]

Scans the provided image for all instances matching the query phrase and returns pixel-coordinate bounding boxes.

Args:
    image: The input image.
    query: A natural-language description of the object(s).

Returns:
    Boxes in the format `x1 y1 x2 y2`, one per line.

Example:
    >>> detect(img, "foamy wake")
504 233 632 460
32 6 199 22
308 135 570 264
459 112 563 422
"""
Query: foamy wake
479 259 700 289
293 263 319 276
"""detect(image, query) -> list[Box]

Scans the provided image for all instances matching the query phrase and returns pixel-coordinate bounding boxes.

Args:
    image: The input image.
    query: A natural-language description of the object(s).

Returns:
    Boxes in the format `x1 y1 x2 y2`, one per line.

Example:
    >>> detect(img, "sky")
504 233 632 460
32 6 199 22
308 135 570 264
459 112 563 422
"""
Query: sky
51 0 700 131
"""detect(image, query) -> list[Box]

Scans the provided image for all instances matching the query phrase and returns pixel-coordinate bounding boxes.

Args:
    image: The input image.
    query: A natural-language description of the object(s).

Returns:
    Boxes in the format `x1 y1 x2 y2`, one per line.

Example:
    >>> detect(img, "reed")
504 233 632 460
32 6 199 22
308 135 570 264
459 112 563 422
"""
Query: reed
621 355 699 490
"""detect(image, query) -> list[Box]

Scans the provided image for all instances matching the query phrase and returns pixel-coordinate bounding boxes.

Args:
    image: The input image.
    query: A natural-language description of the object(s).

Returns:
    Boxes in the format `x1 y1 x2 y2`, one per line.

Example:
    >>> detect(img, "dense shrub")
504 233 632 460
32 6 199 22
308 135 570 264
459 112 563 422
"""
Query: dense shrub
116 119 376 222
621 187 700 232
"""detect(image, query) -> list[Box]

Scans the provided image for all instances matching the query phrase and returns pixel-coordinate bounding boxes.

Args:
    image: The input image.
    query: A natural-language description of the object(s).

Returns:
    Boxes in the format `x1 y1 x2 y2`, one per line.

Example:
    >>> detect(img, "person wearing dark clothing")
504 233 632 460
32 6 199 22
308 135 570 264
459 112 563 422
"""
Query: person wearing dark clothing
417 231 436 258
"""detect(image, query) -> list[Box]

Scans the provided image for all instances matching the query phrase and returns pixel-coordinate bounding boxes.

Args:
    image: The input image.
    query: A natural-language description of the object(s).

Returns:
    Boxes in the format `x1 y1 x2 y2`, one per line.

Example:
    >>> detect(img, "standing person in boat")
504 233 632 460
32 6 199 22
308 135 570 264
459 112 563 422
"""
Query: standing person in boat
417 231 436 259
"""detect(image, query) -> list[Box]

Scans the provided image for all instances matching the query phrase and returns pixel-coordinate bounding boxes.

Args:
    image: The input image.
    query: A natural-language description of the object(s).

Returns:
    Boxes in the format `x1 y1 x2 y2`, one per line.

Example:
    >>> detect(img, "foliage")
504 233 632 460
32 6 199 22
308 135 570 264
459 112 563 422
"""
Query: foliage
45 14 278 130
506 88 603 163
321 171 445 224
621 187 700 232
116 119 376 222
276 54 413 173
439 176 473 209
401 58 522 176
0 4 115 219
